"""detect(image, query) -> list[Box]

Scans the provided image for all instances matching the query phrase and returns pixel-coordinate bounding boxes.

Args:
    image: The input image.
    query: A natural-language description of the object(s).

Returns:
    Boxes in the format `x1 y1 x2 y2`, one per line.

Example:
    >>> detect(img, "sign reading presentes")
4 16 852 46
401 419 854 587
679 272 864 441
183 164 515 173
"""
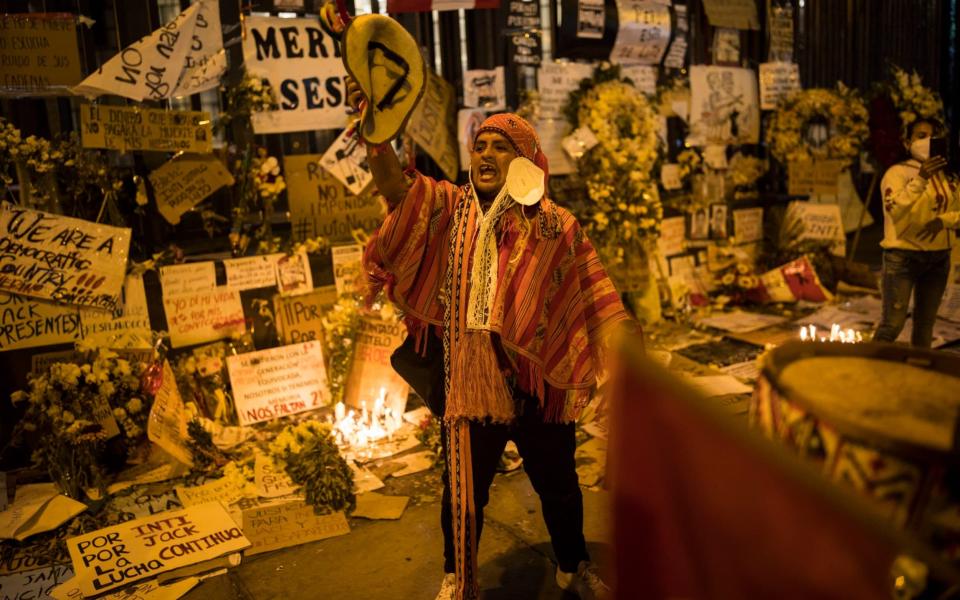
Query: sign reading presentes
227 341 331 425
0 292 81 352
243 16 348 134
0 205 131 311
81 104 213 153
66 502 249 596
0 13 82 95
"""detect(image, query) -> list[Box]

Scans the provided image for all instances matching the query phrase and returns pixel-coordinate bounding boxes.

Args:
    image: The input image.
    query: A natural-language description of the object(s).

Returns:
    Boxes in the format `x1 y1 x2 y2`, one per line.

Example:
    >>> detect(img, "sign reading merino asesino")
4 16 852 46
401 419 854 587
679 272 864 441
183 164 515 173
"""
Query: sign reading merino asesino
0 205 131 311
66 502 249 596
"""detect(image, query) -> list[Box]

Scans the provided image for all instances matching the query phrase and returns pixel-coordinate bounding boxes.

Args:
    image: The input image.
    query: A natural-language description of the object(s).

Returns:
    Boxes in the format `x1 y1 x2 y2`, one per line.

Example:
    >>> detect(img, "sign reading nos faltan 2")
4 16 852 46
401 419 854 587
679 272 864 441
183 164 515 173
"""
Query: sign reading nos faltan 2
66 502 249 596
0 205 131 311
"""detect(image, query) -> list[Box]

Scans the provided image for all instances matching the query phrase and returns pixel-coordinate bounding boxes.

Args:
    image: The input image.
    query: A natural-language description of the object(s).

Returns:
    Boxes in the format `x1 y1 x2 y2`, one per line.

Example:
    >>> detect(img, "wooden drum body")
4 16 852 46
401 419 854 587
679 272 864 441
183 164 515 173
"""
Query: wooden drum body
751 341 960 553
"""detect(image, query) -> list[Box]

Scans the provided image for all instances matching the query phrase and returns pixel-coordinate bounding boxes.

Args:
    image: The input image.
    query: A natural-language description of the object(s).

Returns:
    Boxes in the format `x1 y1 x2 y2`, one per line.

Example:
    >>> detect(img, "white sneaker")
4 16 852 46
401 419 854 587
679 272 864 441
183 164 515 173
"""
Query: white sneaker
434 573 456 600
556 561 609 599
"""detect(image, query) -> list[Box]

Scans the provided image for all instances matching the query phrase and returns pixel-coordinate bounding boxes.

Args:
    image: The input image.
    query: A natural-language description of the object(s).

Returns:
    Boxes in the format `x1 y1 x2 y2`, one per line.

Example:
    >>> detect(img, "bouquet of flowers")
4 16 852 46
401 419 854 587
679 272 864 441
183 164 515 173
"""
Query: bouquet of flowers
765 84 869 165
713 262 760 306
888 66 944 130
269 420 355 514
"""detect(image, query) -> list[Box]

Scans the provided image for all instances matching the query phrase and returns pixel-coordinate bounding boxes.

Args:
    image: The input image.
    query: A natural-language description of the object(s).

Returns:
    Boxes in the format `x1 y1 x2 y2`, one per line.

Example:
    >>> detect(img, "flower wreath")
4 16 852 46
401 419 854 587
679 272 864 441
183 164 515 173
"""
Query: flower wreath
888 65 944 133
765 84 869 165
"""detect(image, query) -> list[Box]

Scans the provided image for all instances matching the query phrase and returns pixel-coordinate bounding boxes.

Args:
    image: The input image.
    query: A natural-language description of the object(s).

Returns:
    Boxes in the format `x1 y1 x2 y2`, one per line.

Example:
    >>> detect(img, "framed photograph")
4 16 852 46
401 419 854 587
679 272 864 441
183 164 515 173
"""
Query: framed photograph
690 208 710 240
710 203 729 239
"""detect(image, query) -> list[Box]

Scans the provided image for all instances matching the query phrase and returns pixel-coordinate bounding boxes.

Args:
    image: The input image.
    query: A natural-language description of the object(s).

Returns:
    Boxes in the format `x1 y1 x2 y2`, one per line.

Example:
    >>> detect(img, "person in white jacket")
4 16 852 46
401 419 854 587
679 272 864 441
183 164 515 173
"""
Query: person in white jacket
874 118 960 347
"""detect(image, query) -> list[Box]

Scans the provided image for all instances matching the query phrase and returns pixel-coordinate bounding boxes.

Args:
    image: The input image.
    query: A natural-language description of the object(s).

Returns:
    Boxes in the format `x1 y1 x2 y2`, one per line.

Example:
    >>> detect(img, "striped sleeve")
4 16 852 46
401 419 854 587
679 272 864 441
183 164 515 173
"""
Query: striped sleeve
575 226 631 344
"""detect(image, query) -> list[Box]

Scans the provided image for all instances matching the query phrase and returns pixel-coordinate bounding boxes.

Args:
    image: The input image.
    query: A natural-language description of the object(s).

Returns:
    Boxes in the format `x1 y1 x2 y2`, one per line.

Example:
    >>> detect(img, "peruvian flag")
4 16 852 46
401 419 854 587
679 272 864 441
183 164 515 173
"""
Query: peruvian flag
387 0 498 12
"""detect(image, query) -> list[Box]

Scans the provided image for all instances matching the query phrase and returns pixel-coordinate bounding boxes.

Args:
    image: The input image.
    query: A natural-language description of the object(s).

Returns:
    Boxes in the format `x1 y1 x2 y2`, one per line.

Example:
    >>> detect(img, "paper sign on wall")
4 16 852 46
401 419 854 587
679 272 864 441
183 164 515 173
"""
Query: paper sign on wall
0 205 131 311
759 62 800 110
150 155 235 225
320 129 373 195
733 207 763 243
163 288 245 348
577 0 605 38
275 249 314 296
224 254 282 292
284 154 385 243
702 0 759 30
0 14 82 96
227 341 330 425
689 65 760 146
458 109 487 172
788 159 845 195
535 118 576 176
147 361 193 466
663 5 688 70
660 164 682 190
79 274 152 348
0 292 81 352
0 564 73 600
243 16 348 134
621 64 658 95
657 216 686 257
344 318 409 416
712 28 741 65
80 104 213 153
242 501 349 556
463 67 506 110
160 262 216 297
610 1 671 65
66 502 248 596
768 5 794 62
408 70 460 179
332 244 364 297
275 288 337 345
537 61 594 120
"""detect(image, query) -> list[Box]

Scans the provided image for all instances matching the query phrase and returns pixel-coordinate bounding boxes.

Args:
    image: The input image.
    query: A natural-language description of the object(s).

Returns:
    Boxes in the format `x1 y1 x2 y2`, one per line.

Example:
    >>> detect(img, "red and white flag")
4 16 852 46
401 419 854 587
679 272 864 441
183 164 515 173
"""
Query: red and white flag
387 0 498 12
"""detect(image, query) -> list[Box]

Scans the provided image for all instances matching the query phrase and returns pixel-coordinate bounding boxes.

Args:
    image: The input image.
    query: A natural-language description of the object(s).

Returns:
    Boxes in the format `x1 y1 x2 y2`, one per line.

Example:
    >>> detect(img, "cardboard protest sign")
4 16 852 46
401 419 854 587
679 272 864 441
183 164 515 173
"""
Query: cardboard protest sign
657 216 686 258
0 14 82 96
254 454 298 499
733 207 763 243
284 154 385 242
786 200 845 256
332 244 363 297
275 288 336 344
50 575 198 600
224 254 282 292
702 0 759 30
408 70 459 180
0 205 131 311
150 155 234 225
689 66 760 146
147 361 193 466
160 262 216 297
463 67 506 110
809 168 873 232
79 274 152 349
109 488 184 522
0 564 73 600
610 1 671 65
243 16 348 134
241 501 349 556
80 104 213 153
227 341 330 425
537 61 594 120
171 1 226 97
344 318 408 416
0 292 81 352
176 475 247 508
759 62 800 110
0 484 86 542
66 502 249 597
320 128 373 196
788 160 845 195
163 288 246 348
768 4 794 62
352 493 410 520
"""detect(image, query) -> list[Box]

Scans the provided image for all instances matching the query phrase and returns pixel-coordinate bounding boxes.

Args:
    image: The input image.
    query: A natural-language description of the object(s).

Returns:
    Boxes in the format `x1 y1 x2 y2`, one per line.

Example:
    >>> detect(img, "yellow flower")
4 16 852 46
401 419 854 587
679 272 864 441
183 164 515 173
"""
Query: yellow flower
721 273 736 285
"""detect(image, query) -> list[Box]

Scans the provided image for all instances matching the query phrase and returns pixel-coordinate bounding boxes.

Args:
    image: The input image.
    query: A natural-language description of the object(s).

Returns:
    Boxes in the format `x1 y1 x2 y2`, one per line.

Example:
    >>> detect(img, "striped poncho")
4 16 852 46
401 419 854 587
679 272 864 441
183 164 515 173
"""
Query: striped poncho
364 170 629 423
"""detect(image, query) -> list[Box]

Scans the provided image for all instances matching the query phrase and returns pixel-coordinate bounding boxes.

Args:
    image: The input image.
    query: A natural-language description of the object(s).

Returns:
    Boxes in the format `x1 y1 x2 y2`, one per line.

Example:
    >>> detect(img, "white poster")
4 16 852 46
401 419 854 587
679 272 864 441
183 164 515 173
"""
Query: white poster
689 65 760 146
577 0 605 39
321 127 373 195
172 1 226 97
663 5 688 69
227 341 330 425
660 164 682 190
147 361 193 466
224 253 282 291
621 64 658 95
657 216 686 257
535 118 576 176
457 108 487 172
758 62 800 110
243 16 349 133
610 0 671 65
786 201 845 256
463 67 506 110
79 274 152 348
0 205 132 311
712 28 741 64
163 288 246 348
0 292 81 352
537 60 595 120
332 244 364 297
733 207 763 243
160 262 216 297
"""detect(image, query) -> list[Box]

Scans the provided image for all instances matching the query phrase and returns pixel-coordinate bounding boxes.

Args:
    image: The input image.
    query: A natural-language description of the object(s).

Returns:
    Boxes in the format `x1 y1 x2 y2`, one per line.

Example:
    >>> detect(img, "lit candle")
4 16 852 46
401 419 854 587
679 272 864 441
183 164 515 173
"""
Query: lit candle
800 327 808 341
335 401 345 422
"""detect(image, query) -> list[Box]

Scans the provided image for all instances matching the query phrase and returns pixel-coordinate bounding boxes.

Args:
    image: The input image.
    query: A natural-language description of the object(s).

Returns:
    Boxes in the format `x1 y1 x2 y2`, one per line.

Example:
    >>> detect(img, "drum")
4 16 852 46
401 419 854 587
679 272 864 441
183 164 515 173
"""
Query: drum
751 341 960 552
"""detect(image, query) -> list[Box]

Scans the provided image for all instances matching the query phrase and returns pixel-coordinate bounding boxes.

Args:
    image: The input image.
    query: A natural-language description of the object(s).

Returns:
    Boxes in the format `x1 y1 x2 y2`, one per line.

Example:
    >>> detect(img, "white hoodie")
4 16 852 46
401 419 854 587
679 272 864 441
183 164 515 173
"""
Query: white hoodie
880 159 960 251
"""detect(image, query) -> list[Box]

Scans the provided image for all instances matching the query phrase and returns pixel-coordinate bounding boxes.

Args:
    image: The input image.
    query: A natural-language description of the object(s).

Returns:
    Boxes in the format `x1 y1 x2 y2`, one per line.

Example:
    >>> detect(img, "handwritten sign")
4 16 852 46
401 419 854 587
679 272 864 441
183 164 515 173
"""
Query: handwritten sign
332 244 363 297
227 341 330 425
163 288 245 348
663 4 688 69
767 4 794 62
275 288 336 344
0 14 82 96
759 62 800 110
0 564 73 600
657 216 686 258
0 292 80 352
344 318 409 416
275 249 313 296
702 0 759 30
80 104 212 153
788 159 845 195
109 489 183 522
577 0 605 39
408 70 459 180
463 67 506 110
241 501 349 556
243 16 348 134
537 61 594 120
506 0 542 65
176 475 247 508
621 64 658 95
147 361 193 466
320 128 373 196
160 262 215 297
0 205 131 310
284 154 384 243
224 254 281 292
171 0 226 97
786 201 845 256
610 1 671 66
66 502 249 597
254 454 298 498
535 118 576 176
733 207 763 243
150 155 234 225
79 274 152 348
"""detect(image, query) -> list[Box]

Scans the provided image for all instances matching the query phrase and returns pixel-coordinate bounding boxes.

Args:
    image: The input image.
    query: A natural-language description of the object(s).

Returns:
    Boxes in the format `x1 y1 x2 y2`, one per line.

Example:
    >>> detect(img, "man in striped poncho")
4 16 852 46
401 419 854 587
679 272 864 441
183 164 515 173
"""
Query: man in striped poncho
362 111 629 600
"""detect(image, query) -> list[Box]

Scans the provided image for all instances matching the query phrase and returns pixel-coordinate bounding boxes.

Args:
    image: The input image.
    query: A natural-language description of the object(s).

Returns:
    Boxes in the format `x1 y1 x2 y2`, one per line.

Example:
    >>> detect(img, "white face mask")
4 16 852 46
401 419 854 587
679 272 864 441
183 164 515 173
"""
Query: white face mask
910 137 931 161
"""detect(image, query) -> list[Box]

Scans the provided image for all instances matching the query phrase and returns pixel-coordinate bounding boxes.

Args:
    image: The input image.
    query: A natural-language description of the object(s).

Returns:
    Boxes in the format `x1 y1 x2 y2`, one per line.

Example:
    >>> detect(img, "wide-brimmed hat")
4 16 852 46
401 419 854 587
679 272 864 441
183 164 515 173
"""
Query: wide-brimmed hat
342 14 426 145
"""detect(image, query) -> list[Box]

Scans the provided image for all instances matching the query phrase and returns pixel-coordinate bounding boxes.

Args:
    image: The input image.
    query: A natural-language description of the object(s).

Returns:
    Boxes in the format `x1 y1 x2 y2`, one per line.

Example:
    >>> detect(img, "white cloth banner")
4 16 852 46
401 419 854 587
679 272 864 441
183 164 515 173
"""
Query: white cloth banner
243 16 349 133
73 1 225 101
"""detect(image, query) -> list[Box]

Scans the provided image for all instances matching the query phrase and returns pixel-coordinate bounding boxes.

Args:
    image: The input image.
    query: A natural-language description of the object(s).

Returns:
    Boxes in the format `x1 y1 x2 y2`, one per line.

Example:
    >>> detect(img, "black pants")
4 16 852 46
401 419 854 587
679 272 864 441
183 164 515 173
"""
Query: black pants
440 395 589 574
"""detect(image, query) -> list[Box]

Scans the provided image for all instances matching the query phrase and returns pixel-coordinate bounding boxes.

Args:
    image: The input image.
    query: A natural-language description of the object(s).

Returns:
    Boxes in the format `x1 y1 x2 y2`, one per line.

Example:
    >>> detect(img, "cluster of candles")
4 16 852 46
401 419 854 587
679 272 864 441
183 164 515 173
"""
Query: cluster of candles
798 324 863 344
330 388 403 449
